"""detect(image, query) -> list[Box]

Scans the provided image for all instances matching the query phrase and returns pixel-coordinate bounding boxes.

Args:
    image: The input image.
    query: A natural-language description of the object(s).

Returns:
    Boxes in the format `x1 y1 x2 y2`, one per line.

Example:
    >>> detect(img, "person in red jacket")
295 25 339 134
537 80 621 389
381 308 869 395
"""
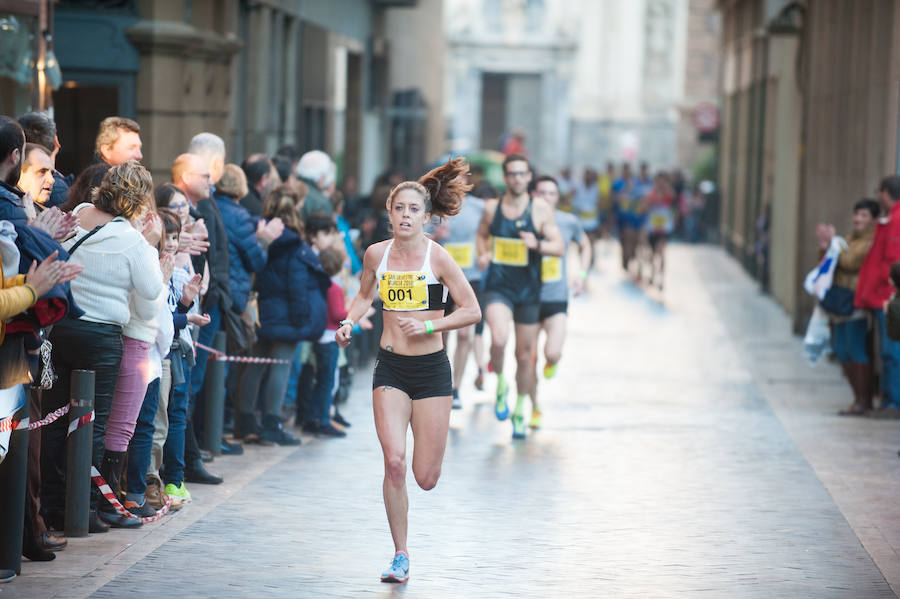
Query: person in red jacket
855 175 900 418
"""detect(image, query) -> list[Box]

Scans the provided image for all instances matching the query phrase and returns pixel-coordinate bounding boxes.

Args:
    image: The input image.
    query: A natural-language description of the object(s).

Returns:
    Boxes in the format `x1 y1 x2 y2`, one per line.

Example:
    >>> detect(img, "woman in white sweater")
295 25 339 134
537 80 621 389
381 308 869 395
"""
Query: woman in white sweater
41 161 163 533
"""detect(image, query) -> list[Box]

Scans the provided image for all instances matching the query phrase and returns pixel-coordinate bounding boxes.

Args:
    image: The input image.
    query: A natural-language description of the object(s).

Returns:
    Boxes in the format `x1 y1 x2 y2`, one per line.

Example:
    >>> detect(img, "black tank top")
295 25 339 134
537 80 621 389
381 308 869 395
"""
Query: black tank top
483 198 541 303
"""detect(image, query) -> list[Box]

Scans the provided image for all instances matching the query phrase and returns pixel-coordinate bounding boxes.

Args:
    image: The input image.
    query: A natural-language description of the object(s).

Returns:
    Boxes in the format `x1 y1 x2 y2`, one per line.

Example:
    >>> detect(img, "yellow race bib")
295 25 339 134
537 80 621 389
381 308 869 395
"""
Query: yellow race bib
444 242 474 269
379 271 429 310
541 256 562 282
492 237 528 266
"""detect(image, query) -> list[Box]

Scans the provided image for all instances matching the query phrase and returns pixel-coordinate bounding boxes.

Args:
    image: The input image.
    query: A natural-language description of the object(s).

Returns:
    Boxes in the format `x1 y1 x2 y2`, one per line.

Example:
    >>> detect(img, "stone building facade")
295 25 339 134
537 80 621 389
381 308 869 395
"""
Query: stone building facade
445 0 704 175
41 0 443 188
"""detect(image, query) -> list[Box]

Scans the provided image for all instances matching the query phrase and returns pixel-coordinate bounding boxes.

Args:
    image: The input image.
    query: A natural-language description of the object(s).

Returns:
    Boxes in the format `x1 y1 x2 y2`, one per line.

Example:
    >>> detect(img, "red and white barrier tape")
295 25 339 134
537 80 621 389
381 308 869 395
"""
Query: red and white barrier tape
67 411 95 437
3 406 174 522
195 342 290 364
0 404 71 433
90 466 173 523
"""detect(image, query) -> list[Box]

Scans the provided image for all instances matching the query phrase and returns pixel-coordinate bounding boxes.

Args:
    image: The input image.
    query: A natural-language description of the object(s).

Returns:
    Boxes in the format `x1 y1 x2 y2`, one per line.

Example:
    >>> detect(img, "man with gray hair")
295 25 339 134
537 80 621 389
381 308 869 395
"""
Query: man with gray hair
295 149 335 219
188 132 227 186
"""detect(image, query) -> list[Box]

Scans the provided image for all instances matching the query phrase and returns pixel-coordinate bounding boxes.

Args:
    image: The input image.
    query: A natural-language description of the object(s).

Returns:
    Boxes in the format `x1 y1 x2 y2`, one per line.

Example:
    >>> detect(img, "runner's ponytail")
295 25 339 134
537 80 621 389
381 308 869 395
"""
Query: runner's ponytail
417 157 472 218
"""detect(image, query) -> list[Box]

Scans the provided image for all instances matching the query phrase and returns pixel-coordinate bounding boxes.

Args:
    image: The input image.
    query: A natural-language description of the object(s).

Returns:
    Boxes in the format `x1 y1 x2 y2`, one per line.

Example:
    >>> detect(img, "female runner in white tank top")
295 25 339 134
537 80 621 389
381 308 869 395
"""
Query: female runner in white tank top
336 158 481 583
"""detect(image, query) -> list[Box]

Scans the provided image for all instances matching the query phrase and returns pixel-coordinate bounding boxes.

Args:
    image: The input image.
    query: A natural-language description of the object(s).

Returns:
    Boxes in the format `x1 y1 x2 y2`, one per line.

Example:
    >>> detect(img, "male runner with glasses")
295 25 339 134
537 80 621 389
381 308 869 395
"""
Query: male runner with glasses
476 154 564 439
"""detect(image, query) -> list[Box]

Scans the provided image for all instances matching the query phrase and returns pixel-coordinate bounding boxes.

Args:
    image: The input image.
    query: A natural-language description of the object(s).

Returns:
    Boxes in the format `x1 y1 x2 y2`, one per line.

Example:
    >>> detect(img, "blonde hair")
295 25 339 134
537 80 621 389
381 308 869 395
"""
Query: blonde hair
92 160 153 220
95 116 140 156
217 163 249 199
386 157 472 218
263 184 305 235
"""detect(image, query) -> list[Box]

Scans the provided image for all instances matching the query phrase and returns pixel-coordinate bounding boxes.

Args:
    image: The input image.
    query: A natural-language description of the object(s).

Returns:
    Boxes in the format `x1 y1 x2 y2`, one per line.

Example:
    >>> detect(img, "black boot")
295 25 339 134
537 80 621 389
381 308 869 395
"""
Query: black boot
88 487 109 533
184 458 223 485
97 451 143 529
260 415 301 446
22 503 55 562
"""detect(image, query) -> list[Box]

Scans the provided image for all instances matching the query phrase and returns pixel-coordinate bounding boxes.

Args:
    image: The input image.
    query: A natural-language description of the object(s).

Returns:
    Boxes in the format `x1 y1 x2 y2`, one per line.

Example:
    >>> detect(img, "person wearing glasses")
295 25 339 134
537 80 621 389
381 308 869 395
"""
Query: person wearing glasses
476 154 564 439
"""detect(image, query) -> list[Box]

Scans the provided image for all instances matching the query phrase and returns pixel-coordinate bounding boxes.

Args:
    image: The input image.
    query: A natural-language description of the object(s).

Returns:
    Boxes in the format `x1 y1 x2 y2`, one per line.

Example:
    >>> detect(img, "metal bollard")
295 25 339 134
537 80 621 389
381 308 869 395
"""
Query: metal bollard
203 331 226 456
0 386 29 575
65 370 94 538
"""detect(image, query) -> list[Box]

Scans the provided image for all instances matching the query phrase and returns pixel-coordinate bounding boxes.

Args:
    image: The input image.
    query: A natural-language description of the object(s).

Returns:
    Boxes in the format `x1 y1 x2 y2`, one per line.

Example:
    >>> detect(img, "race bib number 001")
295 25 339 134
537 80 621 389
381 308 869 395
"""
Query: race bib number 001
445 242 474 269
492 237 528 266
541 256 562 282
379 271 428 311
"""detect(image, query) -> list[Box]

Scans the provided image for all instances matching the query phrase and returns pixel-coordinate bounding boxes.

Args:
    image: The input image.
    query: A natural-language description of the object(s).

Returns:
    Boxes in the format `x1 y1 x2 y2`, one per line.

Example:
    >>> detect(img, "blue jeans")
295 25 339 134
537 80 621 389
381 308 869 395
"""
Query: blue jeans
313 342 340 426
283 343 303 408
126 377 161 502
163 354 192 486
876 309 900 409
190 302 222 401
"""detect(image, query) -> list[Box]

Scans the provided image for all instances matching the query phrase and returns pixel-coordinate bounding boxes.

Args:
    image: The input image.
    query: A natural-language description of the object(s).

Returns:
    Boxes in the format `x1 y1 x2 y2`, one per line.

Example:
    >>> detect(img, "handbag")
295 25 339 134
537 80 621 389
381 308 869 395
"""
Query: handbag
222 304 257 356
820 284 855 316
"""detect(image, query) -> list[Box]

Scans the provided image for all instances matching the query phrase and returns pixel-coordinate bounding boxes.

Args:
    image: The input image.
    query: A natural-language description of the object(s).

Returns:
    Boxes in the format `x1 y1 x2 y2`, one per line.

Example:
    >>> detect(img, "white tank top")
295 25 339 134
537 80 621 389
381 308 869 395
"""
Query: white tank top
375 239 447 311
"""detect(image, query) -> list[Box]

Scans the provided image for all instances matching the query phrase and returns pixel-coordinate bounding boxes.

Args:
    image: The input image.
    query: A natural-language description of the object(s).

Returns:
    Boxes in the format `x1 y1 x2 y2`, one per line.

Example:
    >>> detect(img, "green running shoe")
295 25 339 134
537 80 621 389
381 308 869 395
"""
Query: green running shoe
164 482 192 504
543 363 558 379
511 411 526 439
494 378 510 421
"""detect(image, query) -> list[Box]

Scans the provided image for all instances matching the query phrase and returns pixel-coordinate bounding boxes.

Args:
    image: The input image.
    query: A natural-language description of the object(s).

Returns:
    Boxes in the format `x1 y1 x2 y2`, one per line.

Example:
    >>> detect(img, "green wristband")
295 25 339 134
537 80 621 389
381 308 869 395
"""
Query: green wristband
424 320 435 334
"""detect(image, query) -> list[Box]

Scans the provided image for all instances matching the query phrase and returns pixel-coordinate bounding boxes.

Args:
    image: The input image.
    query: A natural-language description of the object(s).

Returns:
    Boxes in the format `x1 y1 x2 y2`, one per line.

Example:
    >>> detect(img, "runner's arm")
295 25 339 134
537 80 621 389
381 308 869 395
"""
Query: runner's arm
533 199 565 257
336 244 381 345
575 223 592 275
475 199 496 269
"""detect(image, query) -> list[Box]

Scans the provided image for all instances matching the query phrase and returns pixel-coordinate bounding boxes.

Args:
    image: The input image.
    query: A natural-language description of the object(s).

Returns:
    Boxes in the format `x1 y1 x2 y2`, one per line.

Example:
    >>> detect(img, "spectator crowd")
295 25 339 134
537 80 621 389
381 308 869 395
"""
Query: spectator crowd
809 177 900 420
0 111 388 579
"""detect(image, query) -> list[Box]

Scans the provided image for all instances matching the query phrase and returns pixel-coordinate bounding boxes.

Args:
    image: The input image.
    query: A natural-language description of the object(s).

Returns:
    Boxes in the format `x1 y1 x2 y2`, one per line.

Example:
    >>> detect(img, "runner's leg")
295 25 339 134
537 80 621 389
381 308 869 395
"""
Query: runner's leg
514 322 540 400
542 312 567 372
529 321 546 413
485 301 512 376
373 386 413 554
410 395 452 491
452 325 473 391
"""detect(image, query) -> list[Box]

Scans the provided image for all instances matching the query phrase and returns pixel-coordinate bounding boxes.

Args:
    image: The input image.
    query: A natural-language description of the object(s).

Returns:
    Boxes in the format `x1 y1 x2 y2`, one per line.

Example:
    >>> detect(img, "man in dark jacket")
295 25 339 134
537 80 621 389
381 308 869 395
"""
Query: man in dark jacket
240 154 278 218
172 152 232 477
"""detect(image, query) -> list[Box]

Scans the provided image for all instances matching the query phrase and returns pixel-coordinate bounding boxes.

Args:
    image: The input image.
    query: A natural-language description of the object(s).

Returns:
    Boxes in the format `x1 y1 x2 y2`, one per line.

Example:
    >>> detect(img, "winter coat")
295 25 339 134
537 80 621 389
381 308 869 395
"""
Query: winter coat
834 228 873 291
856 201 900 309
216 194 266 313
255 228 330 342
0 182 82 333
240 186 262 218
190 194 232 313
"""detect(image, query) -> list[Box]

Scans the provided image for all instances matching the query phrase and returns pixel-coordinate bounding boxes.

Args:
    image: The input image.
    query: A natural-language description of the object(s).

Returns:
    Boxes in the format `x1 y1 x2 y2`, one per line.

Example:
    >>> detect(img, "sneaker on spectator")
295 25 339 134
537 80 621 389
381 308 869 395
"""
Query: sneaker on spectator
261 415 301 446
124 499 157 519
317 423 347 438
164 482 192 507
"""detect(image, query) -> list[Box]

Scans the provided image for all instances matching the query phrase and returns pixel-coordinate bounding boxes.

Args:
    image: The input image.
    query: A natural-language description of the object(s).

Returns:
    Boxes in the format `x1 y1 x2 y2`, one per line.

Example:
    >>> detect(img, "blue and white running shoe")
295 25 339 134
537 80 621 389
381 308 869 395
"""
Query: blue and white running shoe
380 552 410 583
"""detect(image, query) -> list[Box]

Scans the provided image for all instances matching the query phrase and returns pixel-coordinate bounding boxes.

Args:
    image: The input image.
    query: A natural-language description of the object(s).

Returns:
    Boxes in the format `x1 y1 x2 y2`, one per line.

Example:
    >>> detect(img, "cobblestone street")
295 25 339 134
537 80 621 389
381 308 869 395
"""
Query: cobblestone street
9 243 900 598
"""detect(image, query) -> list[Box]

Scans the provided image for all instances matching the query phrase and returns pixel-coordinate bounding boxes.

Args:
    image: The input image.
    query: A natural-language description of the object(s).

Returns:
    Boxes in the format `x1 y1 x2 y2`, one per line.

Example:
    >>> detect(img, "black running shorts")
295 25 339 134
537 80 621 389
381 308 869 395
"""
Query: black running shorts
372 348 452 400
484 290 540 324
539 301 568 322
